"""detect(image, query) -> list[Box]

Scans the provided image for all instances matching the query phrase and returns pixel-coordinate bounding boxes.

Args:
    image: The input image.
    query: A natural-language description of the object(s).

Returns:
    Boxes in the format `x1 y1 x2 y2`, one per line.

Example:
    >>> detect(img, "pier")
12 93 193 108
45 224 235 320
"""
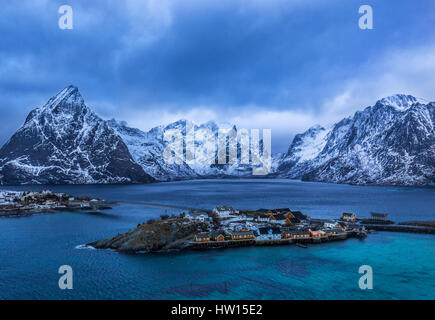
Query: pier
364 224 435 234
189 239 255 249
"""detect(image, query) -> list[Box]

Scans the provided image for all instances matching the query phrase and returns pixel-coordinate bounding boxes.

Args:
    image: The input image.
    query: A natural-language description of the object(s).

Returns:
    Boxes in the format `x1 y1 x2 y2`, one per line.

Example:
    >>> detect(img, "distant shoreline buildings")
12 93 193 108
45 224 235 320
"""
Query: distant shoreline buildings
0 189 110 216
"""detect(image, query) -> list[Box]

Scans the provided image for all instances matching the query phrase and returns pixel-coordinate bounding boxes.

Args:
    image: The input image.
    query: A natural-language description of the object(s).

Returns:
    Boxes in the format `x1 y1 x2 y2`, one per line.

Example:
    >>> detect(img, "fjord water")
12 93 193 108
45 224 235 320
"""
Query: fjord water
0 179 434 299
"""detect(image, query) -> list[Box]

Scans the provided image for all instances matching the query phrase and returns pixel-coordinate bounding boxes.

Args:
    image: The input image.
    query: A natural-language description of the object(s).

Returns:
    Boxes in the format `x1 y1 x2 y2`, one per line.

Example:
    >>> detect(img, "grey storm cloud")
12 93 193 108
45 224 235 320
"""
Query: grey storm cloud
1 0 435 152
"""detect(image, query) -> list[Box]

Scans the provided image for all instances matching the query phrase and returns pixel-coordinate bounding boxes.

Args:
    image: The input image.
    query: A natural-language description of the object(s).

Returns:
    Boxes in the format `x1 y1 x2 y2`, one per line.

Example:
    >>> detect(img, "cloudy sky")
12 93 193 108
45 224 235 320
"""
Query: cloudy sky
1 0 434 152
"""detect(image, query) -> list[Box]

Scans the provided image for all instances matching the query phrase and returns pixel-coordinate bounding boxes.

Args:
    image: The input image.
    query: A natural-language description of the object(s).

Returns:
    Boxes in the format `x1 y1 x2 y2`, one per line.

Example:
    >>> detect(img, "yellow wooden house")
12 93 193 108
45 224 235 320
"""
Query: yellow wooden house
194 232 211 242
341 212 357 222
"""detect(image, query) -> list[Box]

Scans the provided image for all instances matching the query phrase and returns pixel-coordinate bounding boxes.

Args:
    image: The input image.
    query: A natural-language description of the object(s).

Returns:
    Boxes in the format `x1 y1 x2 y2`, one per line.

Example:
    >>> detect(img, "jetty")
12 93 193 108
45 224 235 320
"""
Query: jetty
363 224 435 234
358 213 435 234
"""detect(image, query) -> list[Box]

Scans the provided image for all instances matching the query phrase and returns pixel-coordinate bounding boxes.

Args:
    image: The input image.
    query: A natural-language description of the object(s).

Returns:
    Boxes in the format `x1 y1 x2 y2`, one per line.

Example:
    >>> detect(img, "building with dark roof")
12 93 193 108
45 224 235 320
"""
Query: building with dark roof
194 232 211 242
290 211 307 220
255 227 282 240
324 228 346 236
341 212 357 222
210 231 225 241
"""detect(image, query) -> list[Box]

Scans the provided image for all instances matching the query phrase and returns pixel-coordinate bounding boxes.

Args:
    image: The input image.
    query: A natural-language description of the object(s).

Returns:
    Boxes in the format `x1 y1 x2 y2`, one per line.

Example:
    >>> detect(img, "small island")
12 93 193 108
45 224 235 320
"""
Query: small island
87 207 371 253
2 189 433 253
0 189 112 217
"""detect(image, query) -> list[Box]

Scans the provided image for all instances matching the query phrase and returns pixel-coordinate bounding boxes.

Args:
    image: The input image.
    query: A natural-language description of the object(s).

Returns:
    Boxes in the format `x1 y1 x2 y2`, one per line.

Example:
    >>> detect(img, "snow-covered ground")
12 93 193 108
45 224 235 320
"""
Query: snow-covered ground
0 190 21 205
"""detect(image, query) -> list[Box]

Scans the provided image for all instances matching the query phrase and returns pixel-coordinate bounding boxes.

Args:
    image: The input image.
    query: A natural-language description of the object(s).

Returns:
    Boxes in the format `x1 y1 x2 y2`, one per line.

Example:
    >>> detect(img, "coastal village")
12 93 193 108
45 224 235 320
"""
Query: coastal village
181 207 435 250
0 189 111 216
2 188 433 252
186 206 365 248
88 204 373 252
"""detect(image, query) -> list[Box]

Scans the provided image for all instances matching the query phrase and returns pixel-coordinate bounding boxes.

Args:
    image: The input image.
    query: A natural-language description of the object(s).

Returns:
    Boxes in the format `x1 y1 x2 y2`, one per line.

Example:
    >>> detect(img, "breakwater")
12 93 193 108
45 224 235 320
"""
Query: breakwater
364 224 435 234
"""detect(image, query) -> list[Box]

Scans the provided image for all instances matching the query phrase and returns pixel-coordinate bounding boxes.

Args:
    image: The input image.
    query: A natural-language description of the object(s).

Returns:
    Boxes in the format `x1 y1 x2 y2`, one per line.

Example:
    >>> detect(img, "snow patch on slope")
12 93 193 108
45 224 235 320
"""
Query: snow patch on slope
379 94 428 112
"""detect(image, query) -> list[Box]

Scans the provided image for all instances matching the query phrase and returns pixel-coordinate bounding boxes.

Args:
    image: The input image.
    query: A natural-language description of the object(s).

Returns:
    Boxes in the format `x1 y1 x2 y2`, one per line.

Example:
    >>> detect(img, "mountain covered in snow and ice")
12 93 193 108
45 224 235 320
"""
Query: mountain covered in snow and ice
108 119 269 180
0 86 154 185
0 86 433 186
277 94 435 186
108 119 198 181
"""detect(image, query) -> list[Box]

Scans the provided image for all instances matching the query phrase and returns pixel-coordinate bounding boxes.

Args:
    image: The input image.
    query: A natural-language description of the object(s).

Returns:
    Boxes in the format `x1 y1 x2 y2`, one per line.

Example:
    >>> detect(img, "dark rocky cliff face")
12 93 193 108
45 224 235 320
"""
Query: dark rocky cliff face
0 85 154 185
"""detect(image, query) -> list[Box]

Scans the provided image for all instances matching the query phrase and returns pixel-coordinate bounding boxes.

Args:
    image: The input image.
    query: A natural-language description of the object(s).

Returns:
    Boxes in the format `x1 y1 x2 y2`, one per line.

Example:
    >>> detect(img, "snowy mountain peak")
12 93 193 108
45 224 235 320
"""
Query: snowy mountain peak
44 85 83 108
278 124 329 171
108 118 268 181
305 124 326 135
107 118 128 128
277 94 434 186
0 86 153 185
22 85 91 128
164 119 195 131
378 94 428 112
198 120 219 131
23 86 93 131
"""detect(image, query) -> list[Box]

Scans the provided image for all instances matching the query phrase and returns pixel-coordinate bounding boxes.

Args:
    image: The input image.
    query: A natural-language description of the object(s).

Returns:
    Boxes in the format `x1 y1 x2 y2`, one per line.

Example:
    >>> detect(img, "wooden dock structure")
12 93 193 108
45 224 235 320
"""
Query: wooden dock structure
190 239 255 249
189 232 352 249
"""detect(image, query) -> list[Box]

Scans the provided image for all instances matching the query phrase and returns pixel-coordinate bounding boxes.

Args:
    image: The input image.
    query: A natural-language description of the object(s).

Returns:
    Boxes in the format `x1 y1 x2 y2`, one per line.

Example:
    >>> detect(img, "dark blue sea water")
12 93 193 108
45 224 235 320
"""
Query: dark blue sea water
0 179 434 299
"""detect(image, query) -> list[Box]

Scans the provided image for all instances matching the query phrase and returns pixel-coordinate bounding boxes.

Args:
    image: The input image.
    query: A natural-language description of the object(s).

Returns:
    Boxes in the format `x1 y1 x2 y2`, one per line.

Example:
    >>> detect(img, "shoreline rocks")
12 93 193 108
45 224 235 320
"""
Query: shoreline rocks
88 219 207 253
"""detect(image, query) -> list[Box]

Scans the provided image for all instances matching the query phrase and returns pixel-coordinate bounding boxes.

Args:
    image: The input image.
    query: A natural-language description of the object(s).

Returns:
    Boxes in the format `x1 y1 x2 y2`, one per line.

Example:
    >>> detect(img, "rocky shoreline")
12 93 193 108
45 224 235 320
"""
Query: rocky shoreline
88 219 208 253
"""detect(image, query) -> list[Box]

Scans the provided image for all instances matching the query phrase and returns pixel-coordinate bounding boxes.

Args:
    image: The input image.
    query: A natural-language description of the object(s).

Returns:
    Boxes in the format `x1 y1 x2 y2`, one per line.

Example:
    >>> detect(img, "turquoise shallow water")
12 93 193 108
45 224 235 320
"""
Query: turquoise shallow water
0 179 434 299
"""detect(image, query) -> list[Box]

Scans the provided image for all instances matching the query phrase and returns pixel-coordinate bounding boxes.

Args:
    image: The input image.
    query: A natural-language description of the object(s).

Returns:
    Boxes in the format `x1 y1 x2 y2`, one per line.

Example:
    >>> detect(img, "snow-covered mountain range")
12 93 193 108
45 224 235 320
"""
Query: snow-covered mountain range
108 119 198 181
0 86 154 184
108 119 269 180
0 86 433 186
277 94 434 186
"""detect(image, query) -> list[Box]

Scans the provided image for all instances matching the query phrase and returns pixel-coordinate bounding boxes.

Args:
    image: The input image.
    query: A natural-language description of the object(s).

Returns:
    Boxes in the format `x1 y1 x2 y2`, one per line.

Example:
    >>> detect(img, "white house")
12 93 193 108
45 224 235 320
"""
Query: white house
255 215 269 222
341 212 357 222
212 206 239 218
196 214 208 222
255 227 282 240
185 212 210 223
324 222 341 229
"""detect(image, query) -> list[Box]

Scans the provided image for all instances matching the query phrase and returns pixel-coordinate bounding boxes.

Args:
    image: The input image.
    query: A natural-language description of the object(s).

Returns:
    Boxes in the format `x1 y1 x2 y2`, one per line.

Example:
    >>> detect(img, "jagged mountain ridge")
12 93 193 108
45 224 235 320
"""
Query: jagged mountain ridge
109 119 269 181
0 87 433 186
0 86 154 185
277 94 435 186
108 119 198 181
